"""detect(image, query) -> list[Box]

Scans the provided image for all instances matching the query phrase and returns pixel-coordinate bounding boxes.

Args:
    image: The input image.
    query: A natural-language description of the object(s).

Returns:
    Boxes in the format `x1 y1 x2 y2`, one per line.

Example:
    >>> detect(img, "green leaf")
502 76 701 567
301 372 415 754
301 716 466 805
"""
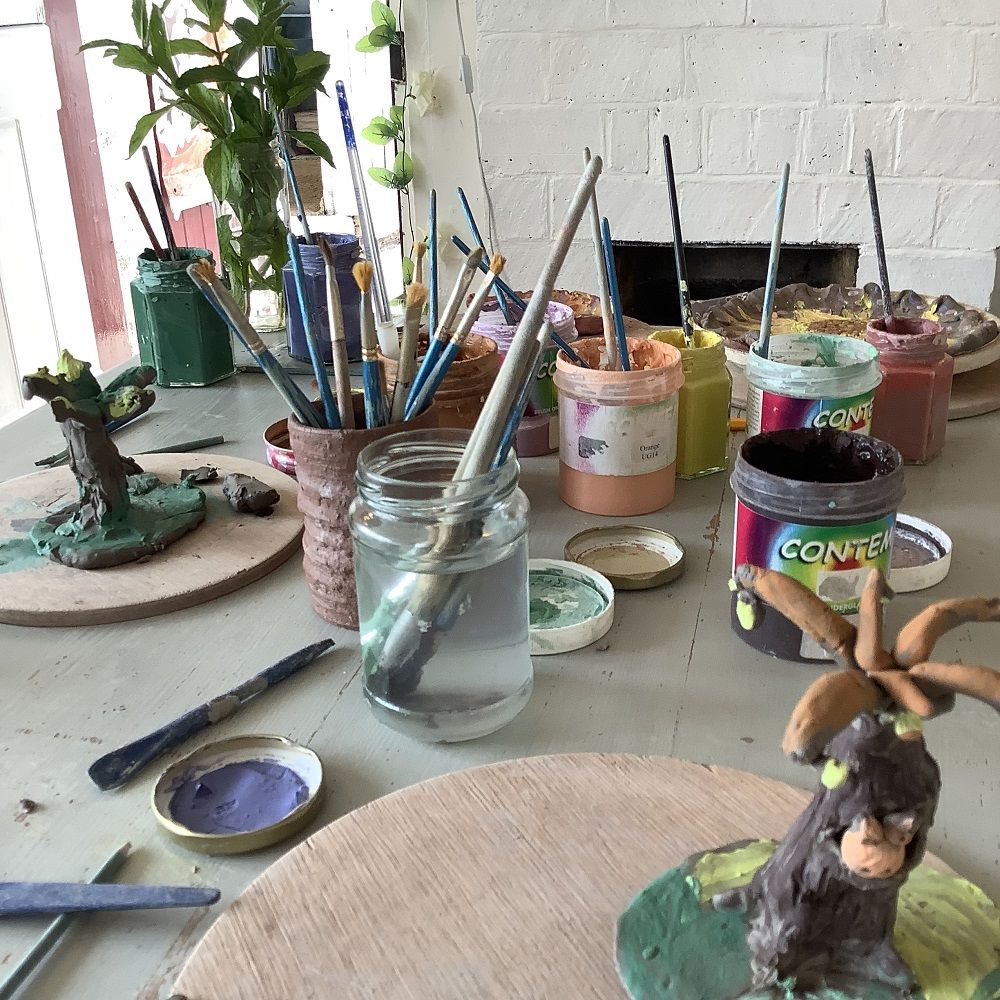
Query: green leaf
147 5 176 79
401 256 414 284
293 50 329 74
182 83 230 134
371 1 396 32
183 17 212 30
177 64 239 87
393 150 414 185
132 0 149 43
389 104 404 126
227 86 264 129
191 0 226 32
231 16 260 46
285 130 334 166
128 103 175 157
111 43 159 75
360 117 398 145
78 38 121 53
168 38 217 58
203 138 236 201
356 26 393 52
368 166 398 188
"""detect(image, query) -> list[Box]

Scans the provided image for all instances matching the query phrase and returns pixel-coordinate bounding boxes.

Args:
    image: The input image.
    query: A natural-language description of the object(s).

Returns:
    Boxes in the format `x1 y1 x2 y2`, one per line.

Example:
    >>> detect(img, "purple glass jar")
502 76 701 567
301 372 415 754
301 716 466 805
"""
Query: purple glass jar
282 234 362 362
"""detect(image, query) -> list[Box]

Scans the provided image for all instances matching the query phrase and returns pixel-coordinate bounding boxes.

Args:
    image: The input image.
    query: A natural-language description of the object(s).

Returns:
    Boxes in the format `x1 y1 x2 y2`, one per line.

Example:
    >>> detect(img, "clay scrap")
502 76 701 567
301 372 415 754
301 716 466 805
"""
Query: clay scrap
222 474 280 516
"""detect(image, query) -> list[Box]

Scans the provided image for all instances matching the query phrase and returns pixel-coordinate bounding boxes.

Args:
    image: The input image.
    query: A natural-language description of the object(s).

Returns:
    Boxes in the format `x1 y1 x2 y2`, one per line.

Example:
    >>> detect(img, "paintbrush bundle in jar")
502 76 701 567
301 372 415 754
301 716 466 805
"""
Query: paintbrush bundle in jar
354 156 604 716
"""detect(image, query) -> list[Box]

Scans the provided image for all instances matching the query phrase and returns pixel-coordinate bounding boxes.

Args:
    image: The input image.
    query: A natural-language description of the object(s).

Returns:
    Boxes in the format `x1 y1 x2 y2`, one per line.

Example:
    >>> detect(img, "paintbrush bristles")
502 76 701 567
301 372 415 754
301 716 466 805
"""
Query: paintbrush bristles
406 282 428 311
489 253 506 275
415 241 426 261
353 260 374 295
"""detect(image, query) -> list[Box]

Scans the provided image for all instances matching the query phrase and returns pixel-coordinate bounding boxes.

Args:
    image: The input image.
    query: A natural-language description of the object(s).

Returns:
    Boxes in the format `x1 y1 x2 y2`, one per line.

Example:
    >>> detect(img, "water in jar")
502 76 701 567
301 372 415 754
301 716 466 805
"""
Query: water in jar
355 533 532 742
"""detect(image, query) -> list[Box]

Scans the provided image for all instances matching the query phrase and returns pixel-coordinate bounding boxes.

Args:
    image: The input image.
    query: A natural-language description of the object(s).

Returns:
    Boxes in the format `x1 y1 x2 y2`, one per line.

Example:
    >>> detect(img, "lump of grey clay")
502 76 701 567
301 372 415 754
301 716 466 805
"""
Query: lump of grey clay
222 473 279 516
181 465 218 484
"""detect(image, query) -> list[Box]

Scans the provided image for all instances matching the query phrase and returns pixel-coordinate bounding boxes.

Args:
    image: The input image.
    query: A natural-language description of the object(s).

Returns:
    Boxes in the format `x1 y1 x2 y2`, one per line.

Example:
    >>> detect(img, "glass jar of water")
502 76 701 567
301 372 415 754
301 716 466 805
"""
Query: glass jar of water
349 429 532 742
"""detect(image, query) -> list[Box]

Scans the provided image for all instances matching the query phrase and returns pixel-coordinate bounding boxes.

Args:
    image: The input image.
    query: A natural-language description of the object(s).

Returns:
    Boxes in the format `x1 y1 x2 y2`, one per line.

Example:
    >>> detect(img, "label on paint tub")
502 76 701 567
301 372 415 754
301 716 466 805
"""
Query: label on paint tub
524 346 560 418
733 500 895 658
560 396 678 477
746 387 876 437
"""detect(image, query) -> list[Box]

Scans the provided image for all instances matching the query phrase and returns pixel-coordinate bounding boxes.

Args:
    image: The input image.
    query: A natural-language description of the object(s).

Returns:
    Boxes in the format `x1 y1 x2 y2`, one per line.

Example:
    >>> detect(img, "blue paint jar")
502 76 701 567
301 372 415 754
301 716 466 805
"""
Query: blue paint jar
282 235 362 363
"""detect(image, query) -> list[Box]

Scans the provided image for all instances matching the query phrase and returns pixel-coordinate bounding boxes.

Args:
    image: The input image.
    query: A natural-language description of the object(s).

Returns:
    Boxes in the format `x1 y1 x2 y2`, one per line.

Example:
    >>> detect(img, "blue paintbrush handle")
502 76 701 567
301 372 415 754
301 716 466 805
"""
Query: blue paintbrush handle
363 360 388 428
456 187 515 325
273 108 311 245
287 233 339 429
406 340 459 419
494 339 544 467
335 79 357 150
406 337 445 415
428 189 439 341
601 217 630 371
87 639 336 791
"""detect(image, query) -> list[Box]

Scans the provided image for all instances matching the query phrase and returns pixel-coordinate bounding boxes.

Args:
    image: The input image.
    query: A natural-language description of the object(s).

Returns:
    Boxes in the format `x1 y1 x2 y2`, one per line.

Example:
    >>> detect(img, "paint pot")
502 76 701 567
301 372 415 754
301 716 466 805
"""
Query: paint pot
745 333 881 437
890 513 952 593
528 558 614 655
554 337 684 516
282 235 362 363
564 525 685 590
382 332 499 430
648 328 732 479
130 248 235 387
263 416 296 478
866 317 954 464
731 428 904 662
474 300 577 456
152 735 323 854
288 395 438 629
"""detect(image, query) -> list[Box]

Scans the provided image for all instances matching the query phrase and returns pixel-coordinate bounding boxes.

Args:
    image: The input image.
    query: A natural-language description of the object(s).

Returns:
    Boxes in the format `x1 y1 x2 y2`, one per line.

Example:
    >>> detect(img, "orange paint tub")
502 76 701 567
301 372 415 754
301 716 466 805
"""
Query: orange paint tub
554 337 684 515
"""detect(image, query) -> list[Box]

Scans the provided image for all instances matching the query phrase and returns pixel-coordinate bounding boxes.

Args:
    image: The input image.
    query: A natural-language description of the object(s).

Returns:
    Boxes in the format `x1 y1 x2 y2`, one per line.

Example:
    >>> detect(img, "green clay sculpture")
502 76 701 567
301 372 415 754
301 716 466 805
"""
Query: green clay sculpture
21 352 206 569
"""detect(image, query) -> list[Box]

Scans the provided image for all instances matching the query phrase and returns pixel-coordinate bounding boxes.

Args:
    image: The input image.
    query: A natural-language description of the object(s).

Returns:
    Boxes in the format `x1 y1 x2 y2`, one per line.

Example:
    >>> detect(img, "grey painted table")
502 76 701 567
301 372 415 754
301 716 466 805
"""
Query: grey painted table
1 373 997 999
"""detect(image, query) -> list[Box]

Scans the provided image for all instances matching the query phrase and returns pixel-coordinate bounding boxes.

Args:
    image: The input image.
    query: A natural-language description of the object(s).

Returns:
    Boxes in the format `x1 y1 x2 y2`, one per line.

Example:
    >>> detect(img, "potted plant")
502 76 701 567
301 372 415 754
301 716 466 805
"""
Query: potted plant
83 0 333 316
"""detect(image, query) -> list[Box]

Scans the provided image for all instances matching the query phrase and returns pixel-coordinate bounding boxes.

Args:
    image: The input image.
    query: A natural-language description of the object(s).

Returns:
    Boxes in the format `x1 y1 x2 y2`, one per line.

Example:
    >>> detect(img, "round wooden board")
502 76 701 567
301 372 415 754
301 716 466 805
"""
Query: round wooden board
0 453 301 626
948 358 1000 420
174 752 949 1000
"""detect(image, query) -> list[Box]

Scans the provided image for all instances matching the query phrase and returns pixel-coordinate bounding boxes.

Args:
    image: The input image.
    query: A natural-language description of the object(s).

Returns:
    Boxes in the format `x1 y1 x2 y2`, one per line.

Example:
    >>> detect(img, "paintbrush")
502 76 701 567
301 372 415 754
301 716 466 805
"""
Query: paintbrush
141 145 178 260
662 135 694 347
757 162 791 359
414 239 426 286
493 325 548 466
457 186 515 324
125 182 165 260
429 189 439 340
865 148 894 329
450 236 591 368
406 247 484 413
336 80 391 324
354 261 389 428
392 282 428 423
188 261 322 427
286 232 338 429
273 108 312 245
600 217 630 370
0 843 131 1000
88 639 336 790
583 147 617 369
366 157 603 702
406 256 504 419
136 435 225 455
318 236 355 429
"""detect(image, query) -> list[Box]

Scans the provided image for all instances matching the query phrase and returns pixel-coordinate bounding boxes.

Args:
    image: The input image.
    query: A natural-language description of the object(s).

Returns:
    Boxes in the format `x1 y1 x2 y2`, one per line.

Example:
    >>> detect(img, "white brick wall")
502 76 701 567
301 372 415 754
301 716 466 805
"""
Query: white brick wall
472 0 1000 307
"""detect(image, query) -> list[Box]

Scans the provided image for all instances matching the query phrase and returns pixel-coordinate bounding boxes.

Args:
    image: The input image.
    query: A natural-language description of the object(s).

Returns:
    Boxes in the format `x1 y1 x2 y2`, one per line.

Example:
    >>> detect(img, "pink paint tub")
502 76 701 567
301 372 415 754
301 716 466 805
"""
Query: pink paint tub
263 417 297 478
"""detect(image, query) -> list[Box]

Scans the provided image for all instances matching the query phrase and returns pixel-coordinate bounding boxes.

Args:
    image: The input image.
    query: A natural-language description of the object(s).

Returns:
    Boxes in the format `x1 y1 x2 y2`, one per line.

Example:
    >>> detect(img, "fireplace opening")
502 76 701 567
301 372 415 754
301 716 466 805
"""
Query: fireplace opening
614 243 860 327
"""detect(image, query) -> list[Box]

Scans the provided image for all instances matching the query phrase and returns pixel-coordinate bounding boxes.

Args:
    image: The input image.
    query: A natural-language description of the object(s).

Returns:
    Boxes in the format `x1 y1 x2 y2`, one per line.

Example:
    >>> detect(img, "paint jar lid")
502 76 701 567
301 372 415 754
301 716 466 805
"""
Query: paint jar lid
890 513 952 593
528 558 615 655
564 525 686 590
151 735 324 855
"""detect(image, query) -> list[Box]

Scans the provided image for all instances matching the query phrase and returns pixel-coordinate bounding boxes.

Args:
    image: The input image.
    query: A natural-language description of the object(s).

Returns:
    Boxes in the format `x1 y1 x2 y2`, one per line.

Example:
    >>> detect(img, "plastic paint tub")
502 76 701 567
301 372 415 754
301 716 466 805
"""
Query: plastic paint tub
731 427 904 662
474 300 577 456
282 235 362 363
649 328 732 478
554 337 684 516
745 333 882 437
866 317 953 464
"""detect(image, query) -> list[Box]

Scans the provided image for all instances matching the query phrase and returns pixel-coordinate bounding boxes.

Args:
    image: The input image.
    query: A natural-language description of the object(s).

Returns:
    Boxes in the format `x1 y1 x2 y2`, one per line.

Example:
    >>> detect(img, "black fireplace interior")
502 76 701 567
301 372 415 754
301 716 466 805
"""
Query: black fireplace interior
614 243 860 327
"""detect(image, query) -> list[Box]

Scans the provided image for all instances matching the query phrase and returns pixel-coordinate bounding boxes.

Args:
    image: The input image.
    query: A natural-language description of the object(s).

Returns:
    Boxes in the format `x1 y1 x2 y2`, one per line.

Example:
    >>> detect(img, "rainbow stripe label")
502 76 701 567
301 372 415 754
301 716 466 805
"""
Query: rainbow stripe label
747 388 875 436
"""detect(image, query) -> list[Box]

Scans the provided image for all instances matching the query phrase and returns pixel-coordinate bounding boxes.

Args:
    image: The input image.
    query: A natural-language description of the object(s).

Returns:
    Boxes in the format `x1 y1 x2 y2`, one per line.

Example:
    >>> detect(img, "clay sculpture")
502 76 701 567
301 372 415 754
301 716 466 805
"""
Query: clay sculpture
21 351 205 568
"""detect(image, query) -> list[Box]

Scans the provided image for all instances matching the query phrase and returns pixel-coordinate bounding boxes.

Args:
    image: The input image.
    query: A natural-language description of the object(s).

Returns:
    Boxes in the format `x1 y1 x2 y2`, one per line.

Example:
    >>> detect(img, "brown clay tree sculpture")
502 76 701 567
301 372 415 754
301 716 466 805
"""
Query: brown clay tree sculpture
721 564 1000 994
22 351 206 569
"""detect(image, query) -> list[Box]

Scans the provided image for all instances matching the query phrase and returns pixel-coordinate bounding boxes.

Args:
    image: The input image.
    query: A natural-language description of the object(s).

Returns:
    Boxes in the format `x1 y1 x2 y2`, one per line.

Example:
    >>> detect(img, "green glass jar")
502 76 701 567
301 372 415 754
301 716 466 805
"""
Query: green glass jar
130 248 235 387
649 328 731 478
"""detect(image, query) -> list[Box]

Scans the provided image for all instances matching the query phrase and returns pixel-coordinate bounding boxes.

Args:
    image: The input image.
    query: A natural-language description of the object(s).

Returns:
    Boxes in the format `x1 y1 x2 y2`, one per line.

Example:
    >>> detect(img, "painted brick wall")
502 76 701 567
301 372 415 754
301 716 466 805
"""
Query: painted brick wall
473 0 1000 309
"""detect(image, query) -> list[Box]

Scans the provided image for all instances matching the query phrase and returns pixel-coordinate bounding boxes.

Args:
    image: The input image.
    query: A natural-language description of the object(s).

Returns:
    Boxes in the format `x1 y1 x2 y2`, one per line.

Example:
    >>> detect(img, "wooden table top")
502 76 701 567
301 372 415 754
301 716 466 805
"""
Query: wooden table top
1 371 997 1000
